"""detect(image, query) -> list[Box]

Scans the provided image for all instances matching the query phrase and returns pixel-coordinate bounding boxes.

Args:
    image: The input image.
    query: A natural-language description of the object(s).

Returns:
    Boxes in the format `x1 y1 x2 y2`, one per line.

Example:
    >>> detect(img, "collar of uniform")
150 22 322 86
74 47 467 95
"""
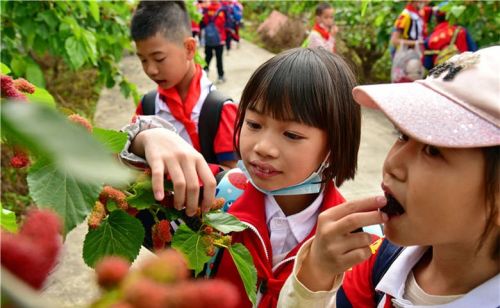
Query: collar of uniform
157 64 214 115
376 246 500 307
264 193 324 243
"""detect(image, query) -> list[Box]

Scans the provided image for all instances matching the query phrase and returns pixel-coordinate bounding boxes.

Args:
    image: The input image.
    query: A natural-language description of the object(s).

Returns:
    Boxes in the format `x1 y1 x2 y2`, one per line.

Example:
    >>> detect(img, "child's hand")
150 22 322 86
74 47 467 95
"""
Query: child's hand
131 128 216 216
297 196 388 291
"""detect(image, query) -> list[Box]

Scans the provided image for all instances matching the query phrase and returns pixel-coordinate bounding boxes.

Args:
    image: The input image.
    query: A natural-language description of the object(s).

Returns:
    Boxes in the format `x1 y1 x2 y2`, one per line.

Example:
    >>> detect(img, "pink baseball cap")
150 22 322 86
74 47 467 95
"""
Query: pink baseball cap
353 46 500 148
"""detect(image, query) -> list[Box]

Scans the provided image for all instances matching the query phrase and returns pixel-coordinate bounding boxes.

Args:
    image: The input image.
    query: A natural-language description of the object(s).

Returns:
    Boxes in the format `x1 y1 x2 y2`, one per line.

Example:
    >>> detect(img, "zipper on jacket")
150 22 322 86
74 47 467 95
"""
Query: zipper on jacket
242 221 269 261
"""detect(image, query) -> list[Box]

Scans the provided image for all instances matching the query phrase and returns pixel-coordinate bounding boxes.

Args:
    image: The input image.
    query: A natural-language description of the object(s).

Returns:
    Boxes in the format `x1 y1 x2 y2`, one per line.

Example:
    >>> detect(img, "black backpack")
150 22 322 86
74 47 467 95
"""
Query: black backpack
141 89 231 164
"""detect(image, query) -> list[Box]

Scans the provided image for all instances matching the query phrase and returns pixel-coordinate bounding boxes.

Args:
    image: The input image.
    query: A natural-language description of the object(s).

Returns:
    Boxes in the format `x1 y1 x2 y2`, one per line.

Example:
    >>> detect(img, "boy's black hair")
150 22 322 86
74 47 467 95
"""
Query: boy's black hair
315 2 332 16
234 48 361 187
131 1 191 44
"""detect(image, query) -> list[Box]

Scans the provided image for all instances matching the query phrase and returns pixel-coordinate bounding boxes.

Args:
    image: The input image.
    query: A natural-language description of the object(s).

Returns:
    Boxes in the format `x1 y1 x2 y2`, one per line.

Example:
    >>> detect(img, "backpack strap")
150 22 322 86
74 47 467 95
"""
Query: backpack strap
372 240 404 304
450 26 461 45
141 90 157 115
198 89 232 164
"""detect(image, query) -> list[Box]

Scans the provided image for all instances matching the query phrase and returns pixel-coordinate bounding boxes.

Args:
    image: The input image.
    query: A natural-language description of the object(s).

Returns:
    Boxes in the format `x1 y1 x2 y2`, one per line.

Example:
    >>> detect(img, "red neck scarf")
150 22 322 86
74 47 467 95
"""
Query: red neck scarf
313 22 330 40
157 65 202 151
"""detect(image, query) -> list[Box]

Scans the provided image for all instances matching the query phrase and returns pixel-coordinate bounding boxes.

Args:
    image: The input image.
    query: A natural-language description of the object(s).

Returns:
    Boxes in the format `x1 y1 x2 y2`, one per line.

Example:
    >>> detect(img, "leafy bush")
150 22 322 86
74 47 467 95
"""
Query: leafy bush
0 1 139 117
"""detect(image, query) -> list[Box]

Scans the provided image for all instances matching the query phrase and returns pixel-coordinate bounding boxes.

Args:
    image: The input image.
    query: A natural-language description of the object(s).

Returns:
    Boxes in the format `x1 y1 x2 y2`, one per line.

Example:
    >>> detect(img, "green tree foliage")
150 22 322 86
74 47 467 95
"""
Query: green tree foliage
242 1 499 82
0 1 140 109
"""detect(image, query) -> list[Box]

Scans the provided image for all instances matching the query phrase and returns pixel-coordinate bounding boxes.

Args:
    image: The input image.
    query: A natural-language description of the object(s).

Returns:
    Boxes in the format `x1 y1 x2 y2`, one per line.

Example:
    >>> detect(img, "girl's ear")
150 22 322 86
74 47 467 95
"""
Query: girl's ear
184 37 196 60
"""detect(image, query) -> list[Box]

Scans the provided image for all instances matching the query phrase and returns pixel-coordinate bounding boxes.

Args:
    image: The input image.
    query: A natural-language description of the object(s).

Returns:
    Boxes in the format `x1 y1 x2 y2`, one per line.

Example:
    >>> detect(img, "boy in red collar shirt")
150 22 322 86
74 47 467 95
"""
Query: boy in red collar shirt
307 2 337 53
131 1 237 169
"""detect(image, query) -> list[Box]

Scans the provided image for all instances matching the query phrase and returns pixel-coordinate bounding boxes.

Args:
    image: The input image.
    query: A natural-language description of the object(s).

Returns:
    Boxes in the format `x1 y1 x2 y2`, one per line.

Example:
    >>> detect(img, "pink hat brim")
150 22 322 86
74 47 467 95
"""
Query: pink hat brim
353 82 500 148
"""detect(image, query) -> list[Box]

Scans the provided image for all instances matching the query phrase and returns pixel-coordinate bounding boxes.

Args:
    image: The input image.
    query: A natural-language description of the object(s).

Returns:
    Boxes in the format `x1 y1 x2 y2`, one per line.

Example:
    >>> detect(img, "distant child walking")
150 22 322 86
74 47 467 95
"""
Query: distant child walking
130 1 237 169
306 2 337 53
279 46 500 307
201 0 227 83
122 47 363 307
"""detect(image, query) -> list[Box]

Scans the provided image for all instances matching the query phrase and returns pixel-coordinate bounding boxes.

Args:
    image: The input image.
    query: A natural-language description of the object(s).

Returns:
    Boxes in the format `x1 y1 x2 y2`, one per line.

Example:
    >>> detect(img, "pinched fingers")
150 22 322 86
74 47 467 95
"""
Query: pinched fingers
317 196 387 233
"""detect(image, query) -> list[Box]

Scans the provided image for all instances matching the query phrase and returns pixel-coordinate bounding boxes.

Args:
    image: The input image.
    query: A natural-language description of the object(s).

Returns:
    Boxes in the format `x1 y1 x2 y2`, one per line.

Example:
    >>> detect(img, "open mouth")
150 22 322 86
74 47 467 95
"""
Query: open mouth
382 193 405 217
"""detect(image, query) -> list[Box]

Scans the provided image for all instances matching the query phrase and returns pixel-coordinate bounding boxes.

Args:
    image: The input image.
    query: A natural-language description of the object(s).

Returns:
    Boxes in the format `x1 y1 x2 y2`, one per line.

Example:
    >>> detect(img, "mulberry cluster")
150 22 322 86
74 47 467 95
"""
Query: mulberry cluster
99 185 129 211
88 201 107 230
67 114 93 133
151 219 172 251
210 197 225 211
12 78 36 94
1 209 62 289
9 147 30 168
92 249 240 308
1 75 27 101
95 256 130 290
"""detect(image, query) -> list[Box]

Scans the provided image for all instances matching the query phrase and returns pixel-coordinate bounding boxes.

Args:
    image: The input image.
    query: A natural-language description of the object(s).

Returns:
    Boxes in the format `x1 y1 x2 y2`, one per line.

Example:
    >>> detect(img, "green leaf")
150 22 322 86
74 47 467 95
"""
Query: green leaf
27 158 103 235
88 1 100 23
37 10 58 30
83 210 145 268
126 180 157 210
450 5 466 18
92 128 127 154
81 29 98 65
360 0 369 17
10 57 26 77
204 212 248 233
25 60 45 88
1 206 18 233
25 86 56 108
171 224 211 276
65 36 86 69
1 62 11 74
228 243 257 305
1 102 134 186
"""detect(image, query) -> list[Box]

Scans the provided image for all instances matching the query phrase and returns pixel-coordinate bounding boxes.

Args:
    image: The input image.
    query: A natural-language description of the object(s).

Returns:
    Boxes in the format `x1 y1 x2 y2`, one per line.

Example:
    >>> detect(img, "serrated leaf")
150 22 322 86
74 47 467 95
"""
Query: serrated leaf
228 243 257 305
1 206 18 233
171 224 210 276
27 158 102 235
126 180 157 210
83 210 145 268
204 212 248 233
1 62 11 74
1 102 133 186
93 128 128 153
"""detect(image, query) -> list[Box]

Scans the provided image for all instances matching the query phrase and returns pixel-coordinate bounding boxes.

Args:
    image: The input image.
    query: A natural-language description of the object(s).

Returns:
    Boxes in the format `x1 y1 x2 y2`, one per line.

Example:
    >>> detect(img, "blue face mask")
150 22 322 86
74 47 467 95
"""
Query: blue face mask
236 154 330 196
